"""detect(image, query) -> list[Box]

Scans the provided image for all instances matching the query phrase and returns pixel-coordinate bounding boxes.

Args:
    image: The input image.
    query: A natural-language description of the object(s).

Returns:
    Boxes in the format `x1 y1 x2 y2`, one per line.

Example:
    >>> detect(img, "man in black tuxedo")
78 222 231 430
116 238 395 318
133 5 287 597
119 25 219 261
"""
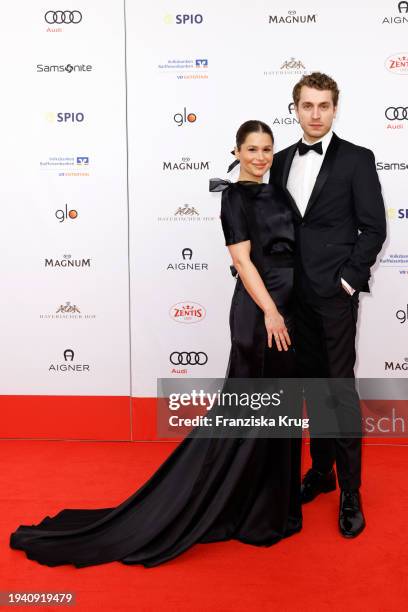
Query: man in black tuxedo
270 72 386 538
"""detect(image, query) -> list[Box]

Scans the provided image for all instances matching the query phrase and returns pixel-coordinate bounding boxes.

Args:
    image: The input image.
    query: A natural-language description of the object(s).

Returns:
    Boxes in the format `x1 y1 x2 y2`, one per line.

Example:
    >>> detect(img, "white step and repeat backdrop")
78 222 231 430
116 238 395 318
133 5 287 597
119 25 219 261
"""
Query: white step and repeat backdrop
0 1 407 408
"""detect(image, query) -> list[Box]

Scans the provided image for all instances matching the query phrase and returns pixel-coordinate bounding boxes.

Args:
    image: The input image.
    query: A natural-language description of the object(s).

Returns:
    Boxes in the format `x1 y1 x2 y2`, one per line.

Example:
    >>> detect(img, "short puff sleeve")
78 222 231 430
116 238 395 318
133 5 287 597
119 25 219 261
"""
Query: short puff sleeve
220 187 250 246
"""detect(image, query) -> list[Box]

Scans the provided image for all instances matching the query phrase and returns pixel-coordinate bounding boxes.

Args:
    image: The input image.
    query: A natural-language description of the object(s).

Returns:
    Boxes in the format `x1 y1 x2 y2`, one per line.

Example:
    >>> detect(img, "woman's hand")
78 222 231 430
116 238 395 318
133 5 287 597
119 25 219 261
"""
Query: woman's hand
264 309 291 351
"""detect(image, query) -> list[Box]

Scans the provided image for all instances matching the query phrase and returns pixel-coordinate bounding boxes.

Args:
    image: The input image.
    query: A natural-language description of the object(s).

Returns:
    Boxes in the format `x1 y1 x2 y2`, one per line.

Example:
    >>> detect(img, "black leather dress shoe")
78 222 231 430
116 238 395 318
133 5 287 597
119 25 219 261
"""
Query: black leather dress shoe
339 489 365 538
300 468 336 504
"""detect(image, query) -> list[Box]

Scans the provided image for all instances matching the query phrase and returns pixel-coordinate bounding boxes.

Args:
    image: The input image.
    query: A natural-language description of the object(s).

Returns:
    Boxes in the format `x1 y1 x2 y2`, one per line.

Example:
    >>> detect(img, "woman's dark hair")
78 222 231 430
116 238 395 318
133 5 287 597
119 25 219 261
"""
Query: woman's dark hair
235 120 274 150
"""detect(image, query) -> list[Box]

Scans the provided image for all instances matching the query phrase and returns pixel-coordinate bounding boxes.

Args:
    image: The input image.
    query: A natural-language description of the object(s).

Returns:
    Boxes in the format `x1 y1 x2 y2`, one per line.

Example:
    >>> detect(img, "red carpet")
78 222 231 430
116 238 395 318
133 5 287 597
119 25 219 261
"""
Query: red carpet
1 440 407 611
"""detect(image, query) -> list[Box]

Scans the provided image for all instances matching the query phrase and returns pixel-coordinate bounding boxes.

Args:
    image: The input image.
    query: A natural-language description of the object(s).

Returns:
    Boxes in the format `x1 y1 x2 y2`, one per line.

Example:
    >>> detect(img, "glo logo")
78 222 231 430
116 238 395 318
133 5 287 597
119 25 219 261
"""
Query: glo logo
164 14 204 24
55 204 78 222
174 107 197 126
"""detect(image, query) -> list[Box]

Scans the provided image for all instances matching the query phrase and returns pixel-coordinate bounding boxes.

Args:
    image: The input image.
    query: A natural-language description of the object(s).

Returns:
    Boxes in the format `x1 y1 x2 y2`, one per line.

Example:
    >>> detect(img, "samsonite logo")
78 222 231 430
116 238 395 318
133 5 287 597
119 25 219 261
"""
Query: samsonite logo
169 302 206 323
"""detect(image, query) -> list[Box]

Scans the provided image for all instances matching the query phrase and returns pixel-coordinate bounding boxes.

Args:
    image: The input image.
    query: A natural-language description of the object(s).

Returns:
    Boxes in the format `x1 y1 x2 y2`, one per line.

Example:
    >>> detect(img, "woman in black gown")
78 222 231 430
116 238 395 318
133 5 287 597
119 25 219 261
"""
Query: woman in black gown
10 120 302 568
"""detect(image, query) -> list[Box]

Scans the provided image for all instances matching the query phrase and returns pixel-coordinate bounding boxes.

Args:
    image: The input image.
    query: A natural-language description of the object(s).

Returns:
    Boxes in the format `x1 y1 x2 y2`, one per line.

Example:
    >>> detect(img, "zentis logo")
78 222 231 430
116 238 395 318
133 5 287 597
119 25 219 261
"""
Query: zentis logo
169 302 206 323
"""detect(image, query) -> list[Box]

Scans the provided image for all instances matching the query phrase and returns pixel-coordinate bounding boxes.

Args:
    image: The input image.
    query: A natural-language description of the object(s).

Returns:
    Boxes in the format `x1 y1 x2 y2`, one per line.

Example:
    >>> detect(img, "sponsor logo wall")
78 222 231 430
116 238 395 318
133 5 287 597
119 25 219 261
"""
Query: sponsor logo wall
0 0 130 397
0 0 407 428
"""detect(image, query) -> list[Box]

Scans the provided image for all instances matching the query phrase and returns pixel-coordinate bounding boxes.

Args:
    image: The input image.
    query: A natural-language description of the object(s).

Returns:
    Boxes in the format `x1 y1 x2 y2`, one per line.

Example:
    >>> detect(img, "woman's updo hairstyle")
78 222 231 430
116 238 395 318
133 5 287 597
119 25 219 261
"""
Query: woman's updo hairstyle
235 120 274 150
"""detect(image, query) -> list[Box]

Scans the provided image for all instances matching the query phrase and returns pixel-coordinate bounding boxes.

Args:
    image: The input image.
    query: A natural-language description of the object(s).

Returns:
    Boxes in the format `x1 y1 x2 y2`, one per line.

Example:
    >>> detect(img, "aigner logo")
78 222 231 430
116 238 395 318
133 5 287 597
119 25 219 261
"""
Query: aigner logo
45 10 82 24
170 302 206 323
49 349 90 373
167 248 209 271
170 351 208 365
382 2 408 23
173 108 197 126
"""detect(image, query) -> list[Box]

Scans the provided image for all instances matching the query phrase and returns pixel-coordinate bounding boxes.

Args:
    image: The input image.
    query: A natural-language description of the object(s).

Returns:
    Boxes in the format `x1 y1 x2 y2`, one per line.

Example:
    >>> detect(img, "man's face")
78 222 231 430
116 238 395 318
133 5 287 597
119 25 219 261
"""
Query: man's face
295 86 337 142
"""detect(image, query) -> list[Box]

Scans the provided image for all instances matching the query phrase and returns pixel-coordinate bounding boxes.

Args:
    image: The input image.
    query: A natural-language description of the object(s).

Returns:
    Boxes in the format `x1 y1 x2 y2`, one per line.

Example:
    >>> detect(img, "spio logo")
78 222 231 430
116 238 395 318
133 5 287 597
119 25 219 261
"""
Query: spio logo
174 107 197 126
385 106 408 120
399 1 408 13
45 10 82 24
164 13 204 24
170 302 206 323
387 207 408 219
170 351 208 365
396 305 408 323
55 204 78 222
45 112 84 123
385 53 408 74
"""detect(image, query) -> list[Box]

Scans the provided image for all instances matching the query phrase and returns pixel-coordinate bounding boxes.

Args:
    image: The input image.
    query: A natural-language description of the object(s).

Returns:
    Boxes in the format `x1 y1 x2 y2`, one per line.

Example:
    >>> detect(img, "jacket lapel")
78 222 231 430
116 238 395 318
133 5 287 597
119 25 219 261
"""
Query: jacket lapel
282 140 302 218
303 132 341 217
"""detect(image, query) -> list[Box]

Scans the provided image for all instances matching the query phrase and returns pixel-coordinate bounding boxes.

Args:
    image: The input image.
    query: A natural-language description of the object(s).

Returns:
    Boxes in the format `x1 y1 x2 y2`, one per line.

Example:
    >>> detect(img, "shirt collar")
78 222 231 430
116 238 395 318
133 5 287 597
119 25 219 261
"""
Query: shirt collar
301 130 333 155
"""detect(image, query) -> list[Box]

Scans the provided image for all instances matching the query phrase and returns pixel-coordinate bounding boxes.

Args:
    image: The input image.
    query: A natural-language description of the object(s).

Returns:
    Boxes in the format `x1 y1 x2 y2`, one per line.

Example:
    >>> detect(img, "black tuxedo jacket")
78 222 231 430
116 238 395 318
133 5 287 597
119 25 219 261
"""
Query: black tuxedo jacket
269 133 386 297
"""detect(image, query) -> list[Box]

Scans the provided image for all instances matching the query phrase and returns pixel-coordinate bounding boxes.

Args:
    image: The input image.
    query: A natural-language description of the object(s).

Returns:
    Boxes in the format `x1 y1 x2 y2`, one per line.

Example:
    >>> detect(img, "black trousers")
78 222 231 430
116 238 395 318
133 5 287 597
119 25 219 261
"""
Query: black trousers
294 273 362 491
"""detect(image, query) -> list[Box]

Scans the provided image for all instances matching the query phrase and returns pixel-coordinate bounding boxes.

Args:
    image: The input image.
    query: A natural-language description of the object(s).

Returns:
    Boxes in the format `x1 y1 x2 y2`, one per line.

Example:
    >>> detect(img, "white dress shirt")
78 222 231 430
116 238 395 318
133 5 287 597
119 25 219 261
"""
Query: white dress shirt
287 130 354 294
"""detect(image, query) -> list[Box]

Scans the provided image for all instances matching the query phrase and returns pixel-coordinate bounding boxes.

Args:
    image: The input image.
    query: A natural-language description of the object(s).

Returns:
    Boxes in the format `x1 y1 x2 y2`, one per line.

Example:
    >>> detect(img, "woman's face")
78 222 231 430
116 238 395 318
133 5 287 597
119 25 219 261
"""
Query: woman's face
236 131 273 182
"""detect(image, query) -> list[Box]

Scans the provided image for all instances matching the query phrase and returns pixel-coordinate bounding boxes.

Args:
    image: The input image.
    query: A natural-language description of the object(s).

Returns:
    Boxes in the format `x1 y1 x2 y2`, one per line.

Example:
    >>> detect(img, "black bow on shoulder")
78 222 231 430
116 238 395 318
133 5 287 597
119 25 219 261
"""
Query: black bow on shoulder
298 141 323 156
209 178 231 192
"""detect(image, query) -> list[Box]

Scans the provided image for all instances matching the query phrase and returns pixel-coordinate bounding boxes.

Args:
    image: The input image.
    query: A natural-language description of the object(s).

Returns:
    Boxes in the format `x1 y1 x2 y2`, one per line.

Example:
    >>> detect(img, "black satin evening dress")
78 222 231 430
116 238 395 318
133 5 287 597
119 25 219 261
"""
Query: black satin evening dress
10 180 302 568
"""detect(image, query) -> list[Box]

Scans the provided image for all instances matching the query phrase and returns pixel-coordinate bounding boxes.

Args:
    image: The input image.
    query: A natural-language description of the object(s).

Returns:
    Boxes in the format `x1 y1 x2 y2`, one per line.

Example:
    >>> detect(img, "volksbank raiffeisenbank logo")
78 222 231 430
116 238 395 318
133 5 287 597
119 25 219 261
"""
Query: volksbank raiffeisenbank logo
268 10 317 24
40 155 90 175
158 58 208 80
380 252 408 270
37 63 93 73
382 1 408 24
164 13 204 25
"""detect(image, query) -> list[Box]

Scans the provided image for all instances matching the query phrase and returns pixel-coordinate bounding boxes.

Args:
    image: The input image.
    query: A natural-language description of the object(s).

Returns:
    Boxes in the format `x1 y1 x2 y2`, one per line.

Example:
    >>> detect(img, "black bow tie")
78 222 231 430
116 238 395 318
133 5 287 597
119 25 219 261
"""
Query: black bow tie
298 141 323 156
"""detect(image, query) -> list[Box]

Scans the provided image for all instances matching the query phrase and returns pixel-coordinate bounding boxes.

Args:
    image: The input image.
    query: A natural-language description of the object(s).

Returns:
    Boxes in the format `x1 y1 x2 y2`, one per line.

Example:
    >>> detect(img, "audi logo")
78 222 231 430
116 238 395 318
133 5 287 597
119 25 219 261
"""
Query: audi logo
45 10 82 24
170 351 208 365
385 107 408 121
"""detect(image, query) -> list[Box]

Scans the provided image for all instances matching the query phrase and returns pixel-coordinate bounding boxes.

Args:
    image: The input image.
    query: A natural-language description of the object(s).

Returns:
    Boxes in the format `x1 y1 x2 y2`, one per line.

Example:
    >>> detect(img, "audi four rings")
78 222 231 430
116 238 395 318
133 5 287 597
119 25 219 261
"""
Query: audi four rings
45 11 82 24
385 107 408 120
170 352 208 365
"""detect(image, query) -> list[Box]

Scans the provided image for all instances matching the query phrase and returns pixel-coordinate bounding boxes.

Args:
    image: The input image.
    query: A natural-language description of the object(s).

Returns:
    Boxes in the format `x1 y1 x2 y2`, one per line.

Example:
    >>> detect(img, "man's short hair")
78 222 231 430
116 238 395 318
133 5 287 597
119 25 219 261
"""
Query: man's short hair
293 72 339 107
